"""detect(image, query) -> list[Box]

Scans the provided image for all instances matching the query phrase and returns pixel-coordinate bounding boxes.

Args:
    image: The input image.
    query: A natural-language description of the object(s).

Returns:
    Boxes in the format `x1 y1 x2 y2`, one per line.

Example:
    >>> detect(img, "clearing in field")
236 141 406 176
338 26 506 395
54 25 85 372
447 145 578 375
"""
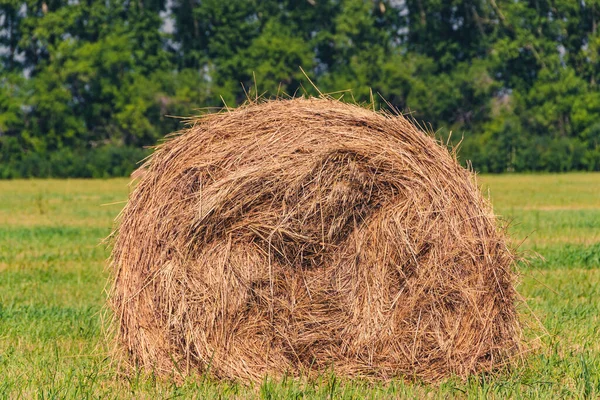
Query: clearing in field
0 173 598 398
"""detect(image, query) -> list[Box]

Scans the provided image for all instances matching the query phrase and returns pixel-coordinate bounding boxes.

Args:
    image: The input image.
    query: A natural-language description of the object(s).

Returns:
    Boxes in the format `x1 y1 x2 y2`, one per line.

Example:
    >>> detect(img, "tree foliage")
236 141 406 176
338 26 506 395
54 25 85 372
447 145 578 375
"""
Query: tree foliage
1 0 599 177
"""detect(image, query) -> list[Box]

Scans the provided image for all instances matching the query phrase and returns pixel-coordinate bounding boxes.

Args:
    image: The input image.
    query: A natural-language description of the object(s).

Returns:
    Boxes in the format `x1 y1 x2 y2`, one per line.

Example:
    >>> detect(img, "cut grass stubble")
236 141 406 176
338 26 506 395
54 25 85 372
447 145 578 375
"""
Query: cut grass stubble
0 173 598 398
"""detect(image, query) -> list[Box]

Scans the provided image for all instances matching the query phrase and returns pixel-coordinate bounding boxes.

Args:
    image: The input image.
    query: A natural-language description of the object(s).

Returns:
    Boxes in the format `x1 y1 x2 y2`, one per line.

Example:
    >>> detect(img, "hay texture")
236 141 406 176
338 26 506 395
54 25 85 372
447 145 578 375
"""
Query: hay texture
109 97 521 382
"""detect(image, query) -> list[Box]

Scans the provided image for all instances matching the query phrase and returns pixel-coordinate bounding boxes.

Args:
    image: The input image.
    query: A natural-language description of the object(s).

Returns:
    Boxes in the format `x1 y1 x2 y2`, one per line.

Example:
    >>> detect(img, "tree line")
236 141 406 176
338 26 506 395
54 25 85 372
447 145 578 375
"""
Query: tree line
1 0 599 177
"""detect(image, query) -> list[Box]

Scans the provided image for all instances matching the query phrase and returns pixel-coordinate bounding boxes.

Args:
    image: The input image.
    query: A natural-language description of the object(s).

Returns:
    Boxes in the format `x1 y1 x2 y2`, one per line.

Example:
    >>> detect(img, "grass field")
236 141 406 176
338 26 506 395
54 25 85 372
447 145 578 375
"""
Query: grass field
0 174 599 399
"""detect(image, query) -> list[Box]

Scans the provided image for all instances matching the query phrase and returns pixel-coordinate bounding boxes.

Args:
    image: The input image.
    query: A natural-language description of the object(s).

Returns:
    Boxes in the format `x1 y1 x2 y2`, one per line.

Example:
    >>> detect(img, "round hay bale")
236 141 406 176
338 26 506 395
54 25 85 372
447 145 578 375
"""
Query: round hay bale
109 97 521 382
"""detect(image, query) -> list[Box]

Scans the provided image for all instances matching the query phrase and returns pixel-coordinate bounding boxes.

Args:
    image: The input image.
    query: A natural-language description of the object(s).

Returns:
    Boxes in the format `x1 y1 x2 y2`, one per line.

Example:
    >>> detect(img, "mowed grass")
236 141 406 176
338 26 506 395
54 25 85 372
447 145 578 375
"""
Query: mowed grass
0 174 599 399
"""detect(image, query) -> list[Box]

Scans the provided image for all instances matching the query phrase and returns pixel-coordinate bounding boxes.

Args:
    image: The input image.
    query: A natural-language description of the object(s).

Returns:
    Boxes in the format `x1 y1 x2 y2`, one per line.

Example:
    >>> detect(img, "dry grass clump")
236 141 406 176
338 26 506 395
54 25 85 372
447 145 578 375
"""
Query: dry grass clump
109 97 522 383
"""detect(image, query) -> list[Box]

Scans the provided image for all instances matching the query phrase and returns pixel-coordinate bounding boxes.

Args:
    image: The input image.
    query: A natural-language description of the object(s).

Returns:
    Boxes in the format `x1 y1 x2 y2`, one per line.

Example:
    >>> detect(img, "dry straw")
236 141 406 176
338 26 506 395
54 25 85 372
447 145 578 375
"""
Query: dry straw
108 97 522 383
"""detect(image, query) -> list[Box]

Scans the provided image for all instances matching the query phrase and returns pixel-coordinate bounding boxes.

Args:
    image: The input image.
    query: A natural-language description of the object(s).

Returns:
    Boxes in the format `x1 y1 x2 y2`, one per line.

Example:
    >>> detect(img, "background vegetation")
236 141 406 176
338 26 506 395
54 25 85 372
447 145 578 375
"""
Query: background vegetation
1 174 598 397
1 0 600 177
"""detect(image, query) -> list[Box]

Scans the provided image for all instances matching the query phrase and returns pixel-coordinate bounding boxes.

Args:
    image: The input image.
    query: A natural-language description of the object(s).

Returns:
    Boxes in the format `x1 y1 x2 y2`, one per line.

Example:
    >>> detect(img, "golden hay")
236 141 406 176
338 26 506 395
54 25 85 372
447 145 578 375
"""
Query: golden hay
109 97 522 382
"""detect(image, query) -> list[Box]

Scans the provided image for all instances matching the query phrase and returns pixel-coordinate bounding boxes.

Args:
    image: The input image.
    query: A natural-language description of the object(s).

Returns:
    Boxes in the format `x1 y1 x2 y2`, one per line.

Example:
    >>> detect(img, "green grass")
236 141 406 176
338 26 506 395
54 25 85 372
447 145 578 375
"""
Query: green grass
0 174 599 399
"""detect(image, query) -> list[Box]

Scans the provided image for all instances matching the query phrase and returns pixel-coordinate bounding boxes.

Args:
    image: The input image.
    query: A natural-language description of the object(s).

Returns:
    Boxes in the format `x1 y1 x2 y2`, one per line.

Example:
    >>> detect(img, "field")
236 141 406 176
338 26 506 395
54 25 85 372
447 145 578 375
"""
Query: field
0 174 599 398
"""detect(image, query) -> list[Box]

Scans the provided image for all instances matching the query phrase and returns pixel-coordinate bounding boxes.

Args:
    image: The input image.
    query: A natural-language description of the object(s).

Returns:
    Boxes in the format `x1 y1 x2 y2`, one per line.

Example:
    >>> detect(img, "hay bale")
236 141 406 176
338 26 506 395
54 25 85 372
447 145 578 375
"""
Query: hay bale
109 97 521 382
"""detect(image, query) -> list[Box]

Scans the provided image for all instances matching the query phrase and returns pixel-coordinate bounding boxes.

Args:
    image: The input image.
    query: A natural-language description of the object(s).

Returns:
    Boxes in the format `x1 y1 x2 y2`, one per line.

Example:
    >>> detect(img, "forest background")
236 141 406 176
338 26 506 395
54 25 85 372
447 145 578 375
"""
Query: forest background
1 0 600 177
